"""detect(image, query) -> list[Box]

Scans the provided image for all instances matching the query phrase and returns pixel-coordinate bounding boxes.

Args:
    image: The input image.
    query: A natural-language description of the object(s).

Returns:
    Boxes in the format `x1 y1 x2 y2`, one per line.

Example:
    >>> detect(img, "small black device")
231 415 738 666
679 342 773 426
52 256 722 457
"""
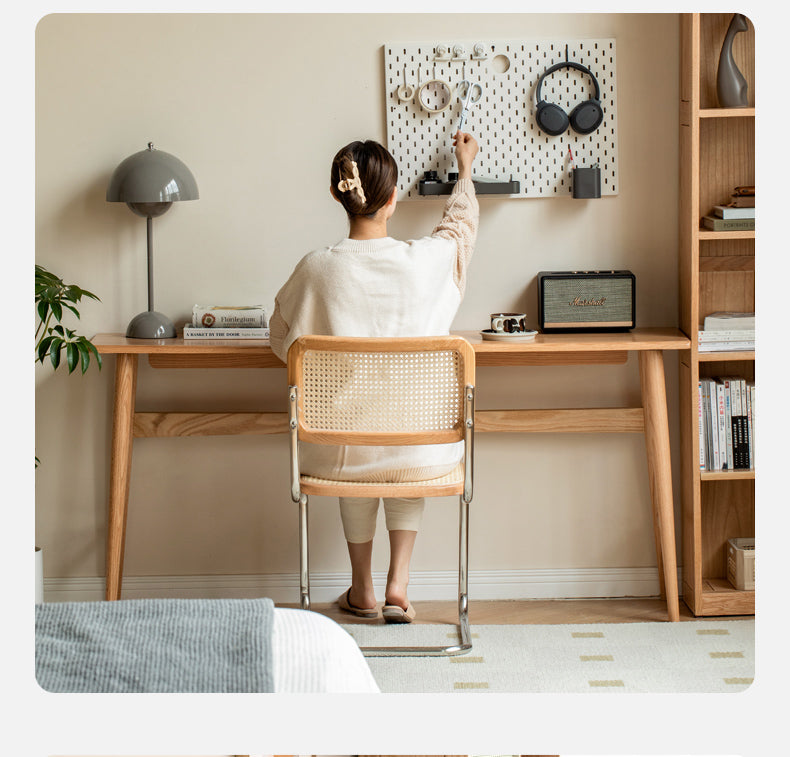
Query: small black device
572 166 601 199
534 60 604 136
538 270 635 332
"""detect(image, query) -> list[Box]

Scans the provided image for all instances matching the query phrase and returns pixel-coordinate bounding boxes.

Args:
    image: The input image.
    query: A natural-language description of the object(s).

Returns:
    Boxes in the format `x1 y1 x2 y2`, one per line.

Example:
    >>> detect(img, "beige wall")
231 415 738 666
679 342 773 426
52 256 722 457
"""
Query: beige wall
34 13 680 597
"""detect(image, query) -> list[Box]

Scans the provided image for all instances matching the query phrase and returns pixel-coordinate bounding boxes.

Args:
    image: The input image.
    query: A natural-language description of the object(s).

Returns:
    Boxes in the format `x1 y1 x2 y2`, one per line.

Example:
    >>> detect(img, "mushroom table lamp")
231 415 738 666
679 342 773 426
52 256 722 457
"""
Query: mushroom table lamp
107 142 199 338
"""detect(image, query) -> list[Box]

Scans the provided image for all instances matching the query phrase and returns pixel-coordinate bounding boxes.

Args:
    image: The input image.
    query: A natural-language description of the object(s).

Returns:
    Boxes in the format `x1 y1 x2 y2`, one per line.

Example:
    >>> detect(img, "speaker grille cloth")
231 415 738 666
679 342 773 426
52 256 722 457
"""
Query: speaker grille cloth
543 278 632 323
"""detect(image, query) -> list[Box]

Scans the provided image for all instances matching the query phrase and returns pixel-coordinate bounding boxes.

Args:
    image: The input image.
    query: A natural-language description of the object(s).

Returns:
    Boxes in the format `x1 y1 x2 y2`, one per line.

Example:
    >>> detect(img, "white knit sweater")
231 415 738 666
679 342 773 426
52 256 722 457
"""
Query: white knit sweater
270 178 479 482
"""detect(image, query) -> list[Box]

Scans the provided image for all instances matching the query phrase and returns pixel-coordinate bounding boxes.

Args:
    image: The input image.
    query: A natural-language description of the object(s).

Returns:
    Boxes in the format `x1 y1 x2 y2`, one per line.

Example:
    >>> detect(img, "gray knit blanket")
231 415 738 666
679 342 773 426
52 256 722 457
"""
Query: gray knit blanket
35 597 275 693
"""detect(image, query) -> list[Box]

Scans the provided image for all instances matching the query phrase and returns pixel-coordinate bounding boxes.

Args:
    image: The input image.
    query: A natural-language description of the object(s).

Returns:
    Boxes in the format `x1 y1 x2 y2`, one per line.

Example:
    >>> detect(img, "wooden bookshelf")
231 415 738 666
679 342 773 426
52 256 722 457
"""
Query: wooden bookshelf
679 13 755 616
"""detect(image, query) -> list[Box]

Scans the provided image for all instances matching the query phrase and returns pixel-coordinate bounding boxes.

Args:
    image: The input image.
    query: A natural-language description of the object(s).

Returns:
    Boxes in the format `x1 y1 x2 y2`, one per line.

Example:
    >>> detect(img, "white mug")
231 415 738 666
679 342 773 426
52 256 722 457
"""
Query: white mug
491 312 527 333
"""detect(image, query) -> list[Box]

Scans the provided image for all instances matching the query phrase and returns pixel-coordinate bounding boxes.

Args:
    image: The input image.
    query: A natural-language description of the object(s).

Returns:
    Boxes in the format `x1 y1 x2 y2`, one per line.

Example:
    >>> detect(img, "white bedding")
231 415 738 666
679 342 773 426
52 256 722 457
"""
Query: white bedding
273 608 379 693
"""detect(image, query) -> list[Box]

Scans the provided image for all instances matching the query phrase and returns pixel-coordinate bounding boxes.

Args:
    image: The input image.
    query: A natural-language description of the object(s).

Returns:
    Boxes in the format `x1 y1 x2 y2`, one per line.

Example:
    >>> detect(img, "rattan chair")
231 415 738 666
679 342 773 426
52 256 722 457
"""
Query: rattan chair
287 335 475 657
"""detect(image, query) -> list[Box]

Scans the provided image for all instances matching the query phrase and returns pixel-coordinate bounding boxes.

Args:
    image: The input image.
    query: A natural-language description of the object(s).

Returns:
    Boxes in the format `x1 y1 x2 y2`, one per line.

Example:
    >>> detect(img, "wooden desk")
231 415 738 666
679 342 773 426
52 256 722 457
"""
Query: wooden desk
94 327 690 620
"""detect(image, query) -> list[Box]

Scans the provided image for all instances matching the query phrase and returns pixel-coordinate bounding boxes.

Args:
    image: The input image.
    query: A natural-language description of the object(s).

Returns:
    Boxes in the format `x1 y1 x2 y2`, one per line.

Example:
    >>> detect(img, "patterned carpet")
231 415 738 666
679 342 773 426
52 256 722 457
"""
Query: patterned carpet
342 620 754 693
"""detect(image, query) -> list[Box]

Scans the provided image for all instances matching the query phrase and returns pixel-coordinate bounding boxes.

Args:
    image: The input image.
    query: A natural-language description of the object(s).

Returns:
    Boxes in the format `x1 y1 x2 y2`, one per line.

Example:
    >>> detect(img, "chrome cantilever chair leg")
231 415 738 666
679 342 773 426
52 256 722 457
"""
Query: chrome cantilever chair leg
358 493 472 658
298 493 310 611
297 494 472 656
296 490 472 656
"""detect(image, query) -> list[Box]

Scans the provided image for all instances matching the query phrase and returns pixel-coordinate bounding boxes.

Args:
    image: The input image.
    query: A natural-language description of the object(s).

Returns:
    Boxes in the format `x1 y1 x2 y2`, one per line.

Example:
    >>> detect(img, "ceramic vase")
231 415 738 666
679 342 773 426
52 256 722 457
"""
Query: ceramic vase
717 13 749 108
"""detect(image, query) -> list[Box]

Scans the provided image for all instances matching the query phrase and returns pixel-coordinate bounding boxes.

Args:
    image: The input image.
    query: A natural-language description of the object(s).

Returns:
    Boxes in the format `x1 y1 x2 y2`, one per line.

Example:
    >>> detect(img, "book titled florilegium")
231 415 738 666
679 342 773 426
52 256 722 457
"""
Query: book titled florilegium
192 305 268 328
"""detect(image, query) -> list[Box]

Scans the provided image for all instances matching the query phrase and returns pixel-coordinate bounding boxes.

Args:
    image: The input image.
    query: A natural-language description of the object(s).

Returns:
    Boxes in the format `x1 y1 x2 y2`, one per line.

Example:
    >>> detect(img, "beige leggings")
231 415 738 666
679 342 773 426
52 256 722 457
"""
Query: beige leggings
339 496 425 543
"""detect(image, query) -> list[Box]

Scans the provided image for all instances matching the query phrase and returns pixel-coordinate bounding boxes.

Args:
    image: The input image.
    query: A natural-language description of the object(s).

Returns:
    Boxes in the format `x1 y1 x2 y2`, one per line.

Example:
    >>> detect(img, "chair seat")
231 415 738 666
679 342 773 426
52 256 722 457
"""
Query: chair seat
299 462 465 498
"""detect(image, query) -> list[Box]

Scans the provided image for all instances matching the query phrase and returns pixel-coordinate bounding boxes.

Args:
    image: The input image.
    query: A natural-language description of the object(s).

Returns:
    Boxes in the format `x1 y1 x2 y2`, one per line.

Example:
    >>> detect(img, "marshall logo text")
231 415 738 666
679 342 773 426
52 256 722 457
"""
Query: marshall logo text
569 296 607 307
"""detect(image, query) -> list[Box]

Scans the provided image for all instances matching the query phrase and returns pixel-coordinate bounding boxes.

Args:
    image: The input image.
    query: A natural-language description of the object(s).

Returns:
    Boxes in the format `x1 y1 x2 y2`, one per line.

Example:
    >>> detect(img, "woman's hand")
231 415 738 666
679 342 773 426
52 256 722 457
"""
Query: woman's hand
453 131 479 180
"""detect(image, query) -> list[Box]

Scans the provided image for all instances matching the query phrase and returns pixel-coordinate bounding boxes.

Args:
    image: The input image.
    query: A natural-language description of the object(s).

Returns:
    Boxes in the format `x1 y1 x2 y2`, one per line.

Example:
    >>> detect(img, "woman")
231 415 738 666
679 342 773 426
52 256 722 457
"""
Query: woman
270 132 479 622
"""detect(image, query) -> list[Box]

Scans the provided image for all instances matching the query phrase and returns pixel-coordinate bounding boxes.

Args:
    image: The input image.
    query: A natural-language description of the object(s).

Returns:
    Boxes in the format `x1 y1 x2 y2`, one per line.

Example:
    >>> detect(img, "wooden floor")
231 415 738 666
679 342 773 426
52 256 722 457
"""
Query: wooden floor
282 597 752 625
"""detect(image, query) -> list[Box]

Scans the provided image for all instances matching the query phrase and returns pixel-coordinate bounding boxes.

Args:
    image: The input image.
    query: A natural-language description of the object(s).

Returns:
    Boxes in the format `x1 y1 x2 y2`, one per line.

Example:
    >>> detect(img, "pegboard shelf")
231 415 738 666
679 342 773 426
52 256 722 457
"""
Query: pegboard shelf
418 177 521 196
385 38 619 200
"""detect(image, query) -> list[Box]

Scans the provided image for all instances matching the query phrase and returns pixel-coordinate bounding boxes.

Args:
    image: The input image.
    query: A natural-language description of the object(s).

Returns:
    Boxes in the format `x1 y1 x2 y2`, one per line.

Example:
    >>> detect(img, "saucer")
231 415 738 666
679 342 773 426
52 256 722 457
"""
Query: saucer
480 328 537 342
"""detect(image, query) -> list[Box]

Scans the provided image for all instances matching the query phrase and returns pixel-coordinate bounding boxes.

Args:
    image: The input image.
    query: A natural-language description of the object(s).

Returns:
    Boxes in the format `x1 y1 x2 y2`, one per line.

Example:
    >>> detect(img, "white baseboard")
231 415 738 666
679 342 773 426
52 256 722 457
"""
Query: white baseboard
43 566 679 603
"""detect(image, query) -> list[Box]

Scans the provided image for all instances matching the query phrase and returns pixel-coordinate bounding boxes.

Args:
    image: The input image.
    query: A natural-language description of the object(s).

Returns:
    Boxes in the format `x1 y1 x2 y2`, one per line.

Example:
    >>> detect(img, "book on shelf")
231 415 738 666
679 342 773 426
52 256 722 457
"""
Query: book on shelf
698 329 755 341
712 204 755 220
698 341 754 352
183 324 270 340
697 377 754 471
703 312 755 330
192 304 268 328
725 194 755 208
701 214 755 231
697 327 754 352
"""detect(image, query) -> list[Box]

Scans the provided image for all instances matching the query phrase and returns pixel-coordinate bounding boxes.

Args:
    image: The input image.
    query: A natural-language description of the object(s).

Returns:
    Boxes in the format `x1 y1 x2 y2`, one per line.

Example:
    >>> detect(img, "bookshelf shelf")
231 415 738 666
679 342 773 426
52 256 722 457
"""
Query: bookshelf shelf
700 469 755 481
698 229 755 240
679 13 755 617
699 107 755 118
698 254 754 273
698 350 755 362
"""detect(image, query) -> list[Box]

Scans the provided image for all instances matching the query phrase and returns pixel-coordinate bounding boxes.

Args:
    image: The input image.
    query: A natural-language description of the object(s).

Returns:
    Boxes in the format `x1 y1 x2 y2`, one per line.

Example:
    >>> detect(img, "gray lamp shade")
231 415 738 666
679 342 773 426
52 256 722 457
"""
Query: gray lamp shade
106 143 199 205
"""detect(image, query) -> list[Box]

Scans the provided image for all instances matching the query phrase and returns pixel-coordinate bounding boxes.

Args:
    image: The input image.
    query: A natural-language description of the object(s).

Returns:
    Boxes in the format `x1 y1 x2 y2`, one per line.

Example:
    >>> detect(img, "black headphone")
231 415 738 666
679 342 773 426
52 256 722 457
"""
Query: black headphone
534 60 604 136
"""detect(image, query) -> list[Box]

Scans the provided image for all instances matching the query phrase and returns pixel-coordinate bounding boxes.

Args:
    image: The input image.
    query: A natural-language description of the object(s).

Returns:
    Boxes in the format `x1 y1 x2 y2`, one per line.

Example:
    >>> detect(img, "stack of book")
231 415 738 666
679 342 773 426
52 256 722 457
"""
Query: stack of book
697 311 754 353
701 184 755 231
183 305 269 339
698 376 755 471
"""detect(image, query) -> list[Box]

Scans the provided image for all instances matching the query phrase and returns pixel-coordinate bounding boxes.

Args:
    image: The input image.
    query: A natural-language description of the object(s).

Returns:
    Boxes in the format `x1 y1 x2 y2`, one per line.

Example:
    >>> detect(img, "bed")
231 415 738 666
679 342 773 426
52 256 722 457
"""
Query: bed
35 598 379 693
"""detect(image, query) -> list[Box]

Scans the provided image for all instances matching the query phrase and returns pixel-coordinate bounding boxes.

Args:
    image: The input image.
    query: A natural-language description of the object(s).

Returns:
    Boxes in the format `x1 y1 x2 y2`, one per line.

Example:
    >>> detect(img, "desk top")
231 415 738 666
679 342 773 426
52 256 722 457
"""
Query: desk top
93 328 689 354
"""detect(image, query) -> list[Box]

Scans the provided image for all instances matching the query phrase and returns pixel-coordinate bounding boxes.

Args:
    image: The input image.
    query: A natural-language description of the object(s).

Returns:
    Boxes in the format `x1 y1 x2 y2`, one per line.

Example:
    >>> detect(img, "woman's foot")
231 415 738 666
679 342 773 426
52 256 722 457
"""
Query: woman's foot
382 601 416 624
383 582 410 612
338 587 378 618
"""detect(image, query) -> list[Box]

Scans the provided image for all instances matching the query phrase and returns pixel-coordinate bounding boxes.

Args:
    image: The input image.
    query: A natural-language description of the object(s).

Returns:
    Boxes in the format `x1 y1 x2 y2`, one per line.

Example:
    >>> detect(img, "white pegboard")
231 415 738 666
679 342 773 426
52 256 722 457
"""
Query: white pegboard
384 39 618 199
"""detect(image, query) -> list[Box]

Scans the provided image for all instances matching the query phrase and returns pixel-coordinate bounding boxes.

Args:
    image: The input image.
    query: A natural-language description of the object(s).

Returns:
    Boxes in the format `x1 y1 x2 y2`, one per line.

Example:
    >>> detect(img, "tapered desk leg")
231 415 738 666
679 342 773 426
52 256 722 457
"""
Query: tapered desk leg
639 350 680 622
105 353 138 601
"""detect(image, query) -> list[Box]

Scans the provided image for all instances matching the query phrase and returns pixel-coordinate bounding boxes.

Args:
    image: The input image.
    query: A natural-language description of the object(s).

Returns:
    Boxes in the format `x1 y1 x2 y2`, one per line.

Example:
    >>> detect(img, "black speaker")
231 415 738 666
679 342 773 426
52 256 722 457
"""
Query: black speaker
534 60 604 136
538 270 636 332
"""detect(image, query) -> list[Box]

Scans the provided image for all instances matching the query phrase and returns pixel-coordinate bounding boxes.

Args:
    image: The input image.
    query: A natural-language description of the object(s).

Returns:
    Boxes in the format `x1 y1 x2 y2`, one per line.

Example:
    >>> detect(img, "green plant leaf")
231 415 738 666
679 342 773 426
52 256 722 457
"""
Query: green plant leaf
37 300 49 322
78 342 90 374
66 342 78 373
49 340 62 369
51 301 62 322
37 335 54 363
85 340 102 370
62 303 80 319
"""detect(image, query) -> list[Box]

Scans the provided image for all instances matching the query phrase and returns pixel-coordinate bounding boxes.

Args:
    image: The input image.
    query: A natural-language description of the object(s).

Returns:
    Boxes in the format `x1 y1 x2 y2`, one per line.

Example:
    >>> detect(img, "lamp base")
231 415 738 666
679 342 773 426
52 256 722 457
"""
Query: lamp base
126 311 177 339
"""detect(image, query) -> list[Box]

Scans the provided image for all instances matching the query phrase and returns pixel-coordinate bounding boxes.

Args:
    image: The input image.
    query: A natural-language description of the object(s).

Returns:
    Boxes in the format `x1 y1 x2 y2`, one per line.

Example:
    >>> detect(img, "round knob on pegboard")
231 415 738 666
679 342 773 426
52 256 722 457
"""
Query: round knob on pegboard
434 43 450 61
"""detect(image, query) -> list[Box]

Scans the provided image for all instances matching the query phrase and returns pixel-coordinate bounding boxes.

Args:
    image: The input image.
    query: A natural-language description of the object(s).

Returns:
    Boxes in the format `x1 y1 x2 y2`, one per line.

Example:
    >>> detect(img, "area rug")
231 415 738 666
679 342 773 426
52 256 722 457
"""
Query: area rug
341 620 754 693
